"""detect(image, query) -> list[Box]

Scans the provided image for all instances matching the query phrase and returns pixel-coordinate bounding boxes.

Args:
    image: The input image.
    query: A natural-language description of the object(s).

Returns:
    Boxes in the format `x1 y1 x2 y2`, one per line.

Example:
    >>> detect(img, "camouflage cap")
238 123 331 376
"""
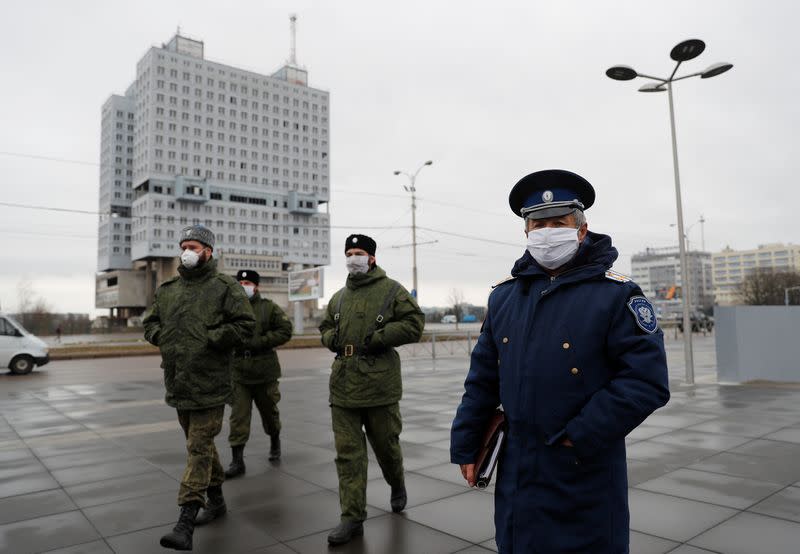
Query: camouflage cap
179 224 215 249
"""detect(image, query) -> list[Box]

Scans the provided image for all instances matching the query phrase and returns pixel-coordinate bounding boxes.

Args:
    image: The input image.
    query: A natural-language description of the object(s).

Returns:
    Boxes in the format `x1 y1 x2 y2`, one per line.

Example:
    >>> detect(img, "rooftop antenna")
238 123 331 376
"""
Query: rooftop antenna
177 25 181 36
699 214 706 252
289 14 298 66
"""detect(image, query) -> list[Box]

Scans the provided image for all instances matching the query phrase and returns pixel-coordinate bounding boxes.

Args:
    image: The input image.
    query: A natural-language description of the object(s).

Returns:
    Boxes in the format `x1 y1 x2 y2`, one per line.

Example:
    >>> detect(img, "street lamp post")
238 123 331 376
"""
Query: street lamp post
785 286 800 306
607 39 732 385
394 160 433 300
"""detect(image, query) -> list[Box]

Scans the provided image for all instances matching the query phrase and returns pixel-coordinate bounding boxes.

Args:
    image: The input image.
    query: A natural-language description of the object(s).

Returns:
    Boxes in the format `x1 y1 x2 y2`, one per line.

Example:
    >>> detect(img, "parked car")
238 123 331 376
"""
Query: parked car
440 315 457 324
677 314 714 333
461 314 477 323
0 313 49 374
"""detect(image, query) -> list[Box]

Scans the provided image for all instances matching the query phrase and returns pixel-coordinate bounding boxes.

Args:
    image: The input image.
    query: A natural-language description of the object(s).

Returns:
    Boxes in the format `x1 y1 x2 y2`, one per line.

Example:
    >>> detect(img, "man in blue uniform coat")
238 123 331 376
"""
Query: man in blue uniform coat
450 169 670 554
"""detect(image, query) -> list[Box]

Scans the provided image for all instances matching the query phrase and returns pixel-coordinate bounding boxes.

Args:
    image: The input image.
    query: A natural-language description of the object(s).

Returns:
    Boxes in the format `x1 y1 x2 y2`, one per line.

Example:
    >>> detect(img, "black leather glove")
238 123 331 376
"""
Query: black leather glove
364 333 384 354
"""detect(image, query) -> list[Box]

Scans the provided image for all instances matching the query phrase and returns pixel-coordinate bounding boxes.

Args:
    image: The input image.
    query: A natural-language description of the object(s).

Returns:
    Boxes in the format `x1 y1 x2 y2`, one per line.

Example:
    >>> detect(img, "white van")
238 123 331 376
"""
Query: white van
441 315 457 324
0 313 50 374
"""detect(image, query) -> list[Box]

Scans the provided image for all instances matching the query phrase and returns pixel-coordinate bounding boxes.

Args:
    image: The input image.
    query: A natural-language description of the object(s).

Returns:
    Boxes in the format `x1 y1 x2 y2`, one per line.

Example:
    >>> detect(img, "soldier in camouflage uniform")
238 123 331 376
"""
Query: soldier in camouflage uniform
143 225 255 551
224 269 293 478
319 234 425 545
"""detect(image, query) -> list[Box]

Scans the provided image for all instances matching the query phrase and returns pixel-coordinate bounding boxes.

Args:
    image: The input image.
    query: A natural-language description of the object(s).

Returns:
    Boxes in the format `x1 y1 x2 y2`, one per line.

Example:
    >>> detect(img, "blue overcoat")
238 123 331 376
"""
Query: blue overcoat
451 232 670 553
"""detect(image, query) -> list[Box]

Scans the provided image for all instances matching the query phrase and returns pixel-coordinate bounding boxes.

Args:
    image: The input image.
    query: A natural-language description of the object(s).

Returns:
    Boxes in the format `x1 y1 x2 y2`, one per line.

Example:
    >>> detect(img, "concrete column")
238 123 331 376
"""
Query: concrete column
293 301 304 335
144 261 154 307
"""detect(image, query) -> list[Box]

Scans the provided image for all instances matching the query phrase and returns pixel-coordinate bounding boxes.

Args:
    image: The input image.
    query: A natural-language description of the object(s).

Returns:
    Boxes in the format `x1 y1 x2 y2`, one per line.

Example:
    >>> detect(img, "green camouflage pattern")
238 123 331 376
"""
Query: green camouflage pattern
332 403 404 521
143 258 256 410
233 293 292 383
176 405 225 506
228 380 281 446
319 266 424 408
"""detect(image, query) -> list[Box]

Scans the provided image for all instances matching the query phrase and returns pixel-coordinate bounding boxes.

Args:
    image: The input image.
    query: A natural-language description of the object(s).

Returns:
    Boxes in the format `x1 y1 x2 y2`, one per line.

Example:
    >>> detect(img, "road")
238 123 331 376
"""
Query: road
4 335 800 554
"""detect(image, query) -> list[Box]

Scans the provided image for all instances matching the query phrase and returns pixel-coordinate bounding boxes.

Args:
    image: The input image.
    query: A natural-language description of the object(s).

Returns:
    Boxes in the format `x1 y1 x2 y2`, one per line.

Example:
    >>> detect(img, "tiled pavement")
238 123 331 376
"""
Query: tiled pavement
1 335 800 553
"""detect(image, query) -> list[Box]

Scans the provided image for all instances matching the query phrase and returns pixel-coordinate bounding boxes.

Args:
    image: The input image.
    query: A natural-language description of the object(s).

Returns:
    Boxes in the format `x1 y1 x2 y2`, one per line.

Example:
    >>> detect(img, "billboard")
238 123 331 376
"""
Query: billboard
288 267 324 301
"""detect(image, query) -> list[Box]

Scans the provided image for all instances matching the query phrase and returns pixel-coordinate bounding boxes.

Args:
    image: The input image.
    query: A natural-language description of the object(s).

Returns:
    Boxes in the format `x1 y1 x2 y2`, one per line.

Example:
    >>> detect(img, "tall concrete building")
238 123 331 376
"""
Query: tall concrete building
630 246 713 314
712 243 800 305
96 32 330 320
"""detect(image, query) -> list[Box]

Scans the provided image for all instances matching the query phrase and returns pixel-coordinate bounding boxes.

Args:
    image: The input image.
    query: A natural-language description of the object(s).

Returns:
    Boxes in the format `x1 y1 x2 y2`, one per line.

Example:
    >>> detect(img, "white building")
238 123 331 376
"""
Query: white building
630 246 713 313
97 90 135 272
96 32 330 318
712 243 800 305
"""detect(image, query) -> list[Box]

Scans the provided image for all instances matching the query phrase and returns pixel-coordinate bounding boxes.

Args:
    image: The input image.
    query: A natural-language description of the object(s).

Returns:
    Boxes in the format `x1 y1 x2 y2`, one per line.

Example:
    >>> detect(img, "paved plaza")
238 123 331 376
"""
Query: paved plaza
1 335 800 553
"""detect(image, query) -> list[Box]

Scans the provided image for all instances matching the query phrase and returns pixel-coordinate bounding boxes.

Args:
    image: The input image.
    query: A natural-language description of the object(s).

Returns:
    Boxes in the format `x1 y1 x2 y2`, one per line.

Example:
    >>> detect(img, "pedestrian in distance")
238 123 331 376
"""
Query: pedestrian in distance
319 234 425 546
223 268 293 481
143 224 255 551
450 169 670 553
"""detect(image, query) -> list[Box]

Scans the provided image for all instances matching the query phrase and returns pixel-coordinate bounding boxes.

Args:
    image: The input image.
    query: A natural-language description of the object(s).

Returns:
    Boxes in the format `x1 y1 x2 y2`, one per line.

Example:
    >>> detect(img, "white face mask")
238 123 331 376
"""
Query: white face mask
526 227 580 270
346 255 370 275
180 249 201 269
241 284 255 298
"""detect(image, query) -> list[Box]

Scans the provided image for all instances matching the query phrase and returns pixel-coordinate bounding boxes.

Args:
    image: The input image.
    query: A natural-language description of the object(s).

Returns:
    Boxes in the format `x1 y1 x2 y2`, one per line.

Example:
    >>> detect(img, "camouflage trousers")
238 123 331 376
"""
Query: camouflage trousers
228 380 282 446
331 402 404 522
176 405 225 507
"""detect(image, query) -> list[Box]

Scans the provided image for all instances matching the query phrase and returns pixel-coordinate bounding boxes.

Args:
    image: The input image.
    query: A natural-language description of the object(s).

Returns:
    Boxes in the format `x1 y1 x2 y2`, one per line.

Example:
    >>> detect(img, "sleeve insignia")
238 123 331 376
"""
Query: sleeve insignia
627 296 659 334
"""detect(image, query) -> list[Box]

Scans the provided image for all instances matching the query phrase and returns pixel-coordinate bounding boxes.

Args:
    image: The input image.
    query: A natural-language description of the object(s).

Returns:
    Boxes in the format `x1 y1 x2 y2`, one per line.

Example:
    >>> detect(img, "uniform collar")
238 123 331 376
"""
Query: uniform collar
511 231 618 282
178 257 217 281
346 265 386 289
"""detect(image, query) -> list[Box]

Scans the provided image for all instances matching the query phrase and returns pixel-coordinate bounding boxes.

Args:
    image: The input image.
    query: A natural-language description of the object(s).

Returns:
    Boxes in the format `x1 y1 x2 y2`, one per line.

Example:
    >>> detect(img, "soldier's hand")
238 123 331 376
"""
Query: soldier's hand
364 333 385 354
460 463 477 487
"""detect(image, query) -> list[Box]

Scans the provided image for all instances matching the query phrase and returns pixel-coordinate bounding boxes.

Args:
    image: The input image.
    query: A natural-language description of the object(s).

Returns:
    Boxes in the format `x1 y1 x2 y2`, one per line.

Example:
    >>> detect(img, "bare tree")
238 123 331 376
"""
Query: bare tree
15 278 55 335
16 278 34 314
739 270 800 305
448 288 466 330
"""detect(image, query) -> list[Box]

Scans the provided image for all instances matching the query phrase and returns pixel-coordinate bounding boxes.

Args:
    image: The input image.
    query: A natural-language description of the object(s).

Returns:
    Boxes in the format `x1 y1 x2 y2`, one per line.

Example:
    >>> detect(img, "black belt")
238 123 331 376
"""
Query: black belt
234 348 275 359
336 344 361 357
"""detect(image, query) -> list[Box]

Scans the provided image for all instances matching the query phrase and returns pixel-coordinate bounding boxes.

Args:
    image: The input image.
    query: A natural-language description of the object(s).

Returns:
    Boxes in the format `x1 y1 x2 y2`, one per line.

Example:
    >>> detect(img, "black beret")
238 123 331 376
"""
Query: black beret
344 234 377 256
508 169 595 220
236 269 260 285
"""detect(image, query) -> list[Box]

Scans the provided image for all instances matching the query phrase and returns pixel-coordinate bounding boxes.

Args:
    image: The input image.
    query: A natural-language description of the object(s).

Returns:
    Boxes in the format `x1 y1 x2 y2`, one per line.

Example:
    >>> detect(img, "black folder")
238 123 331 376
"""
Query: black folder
475 409 506 489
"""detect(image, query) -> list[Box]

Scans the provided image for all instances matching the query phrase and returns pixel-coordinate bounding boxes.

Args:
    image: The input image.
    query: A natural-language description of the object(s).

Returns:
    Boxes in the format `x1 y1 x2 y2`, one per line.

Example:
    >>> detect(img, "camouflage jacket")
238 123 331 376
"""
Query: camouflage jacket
319 266 425 408
143 258 255 410
233 292 293 384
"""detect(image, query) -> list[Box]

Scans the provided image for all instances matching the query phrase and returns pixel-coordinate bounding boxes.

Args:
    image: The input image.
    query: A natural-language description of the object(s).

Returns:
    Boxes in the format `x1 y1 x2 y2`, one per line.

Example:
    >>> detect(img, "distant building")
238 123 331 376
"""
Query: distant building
96 31 330 320
630 246 713 314
712 243 800 305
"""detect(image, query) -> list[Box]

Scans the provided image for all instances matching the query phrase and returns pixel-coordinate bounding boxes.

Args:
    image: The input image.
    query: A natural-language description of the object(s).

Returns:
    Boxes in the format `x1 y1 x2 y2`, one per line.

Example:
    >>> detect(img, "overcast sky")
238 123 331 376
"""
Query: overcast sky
1 0 797 314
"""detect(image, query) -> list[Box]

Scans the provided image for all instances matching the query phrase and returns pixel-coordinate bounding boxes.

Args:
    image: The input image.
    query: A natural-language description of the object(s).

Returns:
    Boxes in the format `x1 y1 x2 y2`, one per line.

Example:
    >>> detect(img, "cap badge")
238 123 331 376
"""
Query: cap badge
542 190 554 203
352 237 358 243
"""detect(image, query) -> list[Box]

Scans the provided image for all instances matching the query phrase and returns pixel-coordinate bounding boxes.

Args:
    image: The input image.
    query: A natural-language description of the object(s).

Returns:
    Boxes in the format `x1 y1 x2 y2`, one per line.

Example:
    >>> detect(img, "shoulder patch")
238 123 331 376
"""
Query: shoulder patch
492 276 516 289
627 296 658 334
605 270 631 283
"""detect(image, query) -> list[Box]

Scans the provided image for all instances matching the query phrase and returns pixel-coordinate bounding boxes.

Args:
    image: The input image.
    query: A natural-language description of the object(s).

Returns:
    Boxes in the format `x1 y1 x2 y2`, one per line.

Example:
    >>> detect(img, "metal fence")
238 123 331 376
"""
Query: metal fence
397 331 476 360
396 326 705 359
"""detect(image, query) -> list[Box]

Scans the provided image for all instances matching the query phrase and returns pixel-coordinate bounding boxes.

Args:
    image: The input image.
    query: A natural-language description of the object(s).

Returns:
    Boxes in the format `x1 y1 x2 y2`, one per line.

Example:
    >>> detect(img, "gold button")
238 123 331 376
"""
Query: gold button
562 342 570 349
502 337 509 344
571 367 579 375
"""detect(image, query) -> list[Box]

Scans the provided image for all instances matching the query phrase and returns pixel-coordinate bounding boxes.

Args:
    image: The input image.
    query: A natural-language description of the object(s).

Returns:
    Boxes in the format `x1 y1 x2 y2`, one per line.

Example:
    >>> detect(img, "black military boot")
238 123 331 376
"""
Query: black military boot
390 483 407 513
159 502 200 551
225 445 245 478
194 485 227 526
327 520 364 545
268 433 281 461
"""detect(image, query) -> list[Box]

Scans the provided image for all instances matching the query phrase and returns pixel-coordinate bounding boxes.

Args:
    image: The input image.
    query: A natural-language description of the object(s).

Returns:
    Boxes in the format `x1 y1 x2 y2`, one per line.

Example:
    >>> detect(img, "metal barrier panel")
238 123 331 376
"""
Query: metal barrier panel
396 331 474 360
